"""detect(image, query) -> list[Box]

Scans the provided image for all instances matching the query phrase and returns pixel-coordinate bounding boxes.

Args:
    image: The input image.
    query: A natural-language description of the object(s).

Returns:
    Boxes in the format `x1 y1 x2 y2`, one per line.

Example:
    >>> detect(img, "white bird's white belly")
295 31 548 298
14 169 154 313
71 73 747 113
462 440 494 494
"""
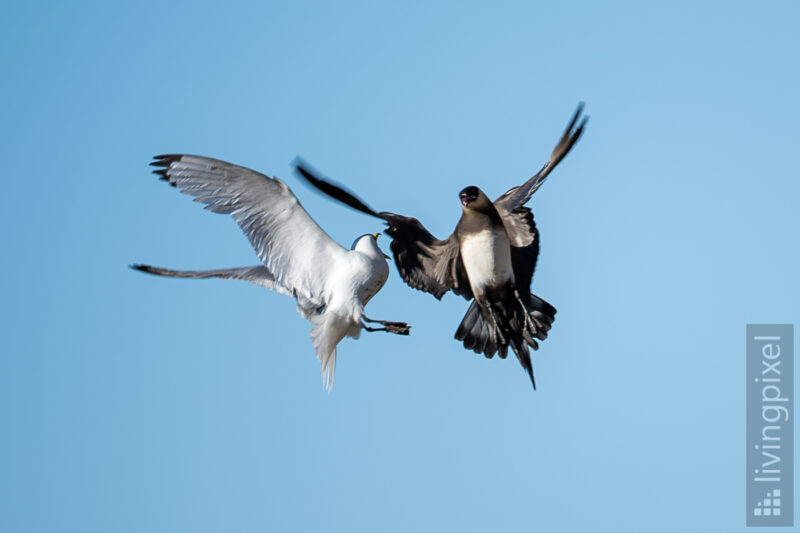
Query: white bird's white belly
460 227 514 292
331 251 388 308
357 256 389 305
322 243 389 331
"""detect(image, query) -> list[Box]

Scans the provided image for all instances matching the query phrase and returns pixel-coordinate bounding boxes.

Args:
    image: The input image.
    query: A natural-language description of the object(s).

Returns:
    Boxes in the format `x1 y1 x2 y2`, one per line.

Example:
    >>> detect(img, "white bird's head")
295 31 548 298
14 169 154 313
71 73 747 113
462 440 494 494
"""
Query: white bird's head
352 233 390 260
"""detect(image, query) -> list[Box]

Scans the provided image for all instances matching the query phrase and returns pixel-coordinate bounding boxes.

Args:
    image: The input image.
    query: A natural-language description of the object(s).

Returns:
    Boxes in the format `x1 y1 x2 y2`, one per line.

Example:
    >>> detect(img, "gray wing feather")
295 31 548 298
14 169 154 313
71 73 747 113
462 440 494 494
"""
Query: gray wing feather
500 207 538 248
150 154 348 306
130 264 289 294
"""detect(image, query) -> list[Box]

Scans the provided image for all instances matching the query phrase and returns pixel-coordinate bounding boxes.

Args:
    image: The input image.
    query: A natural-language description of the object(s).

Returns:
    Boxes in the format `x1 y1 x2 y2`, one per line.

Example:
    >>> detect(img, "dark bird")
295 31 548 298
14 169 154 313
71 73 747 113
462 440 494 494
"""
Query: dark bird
294 103 587 388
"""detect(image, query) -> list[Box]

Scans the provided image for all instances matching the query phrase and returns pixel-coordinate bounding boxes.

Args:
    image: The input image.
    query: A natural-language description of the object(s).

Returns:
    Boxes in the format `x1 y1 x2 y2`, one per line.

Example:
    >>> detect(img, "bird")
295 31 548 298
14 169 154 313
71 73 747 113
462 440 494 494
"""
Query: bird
294 103 587 388
131 154 410 391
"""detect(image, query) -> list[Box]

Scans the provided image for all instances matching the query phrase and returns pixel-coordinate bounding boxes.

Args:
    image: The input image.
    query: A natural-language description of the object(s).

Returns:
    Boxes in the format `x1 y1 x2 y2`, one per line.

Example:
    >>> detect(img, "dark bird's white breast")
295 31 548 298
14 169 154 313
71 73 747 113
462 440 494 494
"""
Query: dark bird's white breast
459 227 514 292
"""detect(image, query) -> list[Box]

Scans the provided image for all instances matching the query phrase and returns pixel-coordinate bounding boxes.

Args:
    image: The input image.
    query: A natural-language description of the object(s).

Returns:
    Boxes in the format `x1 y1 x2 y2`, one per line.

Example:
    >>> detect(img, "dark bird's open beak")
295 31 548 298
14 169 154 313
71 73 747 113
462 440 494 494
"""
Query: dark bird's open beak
461 195 477 207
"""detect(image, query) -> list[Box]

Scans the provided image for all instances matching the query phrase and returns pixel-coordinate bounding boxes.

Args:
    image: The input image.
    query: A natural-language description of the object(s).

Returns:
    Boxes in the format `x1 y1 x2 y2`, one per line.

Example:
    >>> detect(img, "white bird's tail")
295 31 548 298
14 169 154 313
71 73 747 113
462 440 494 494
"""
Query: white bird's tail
132 263 356 391
309 313 351 391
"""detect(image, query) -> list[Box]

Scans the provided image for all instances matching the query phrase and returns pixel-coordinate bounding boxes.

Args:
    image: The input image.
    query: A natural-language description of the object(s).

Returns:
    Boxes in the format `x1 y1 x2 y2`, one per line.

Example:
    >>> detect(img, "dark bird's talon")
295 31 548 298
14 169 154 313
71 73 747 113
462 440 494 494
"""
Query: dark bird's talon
386 323 411 335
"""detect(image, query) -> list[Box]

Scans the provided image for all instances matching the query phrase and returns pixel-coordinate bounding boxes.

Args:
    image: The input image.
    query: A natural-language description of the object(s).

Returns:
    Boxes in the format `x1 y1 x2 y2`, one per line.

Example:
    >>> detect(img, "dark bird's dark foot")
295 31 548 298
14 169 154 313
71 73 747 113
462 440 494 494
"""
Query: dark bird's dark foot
485 306 507 345
384 322 411 335
363 318 411 335
513 290 542 339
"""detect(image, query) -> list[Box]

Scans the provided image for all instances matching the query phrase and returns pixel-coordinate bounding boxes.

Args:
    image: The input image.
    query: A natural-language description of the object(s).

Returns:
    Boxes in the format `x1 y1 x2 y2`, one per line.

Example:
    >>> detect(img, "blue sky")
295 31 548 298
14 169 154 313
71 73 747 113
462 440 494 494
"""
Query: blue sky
1 1 798 531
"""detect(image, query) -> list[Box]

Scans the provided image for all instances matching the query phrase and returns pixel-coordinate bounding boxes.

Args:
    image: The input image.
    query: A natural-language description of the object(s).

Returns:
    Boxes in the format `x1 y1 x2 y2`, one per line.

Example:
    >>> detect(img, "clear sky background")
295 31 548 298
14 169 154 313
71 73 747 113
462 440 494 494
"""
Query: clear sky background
1 2 798 532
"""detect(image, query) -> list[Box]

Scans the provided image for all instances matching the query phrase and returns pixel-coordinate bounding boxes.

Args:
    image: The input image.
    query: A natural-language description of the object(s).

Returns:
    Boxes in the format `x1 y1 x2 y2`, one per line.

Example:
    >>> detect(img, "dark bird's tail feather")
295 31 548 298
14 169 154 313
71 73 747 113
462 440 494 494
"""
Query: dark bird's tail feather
454 294 556 389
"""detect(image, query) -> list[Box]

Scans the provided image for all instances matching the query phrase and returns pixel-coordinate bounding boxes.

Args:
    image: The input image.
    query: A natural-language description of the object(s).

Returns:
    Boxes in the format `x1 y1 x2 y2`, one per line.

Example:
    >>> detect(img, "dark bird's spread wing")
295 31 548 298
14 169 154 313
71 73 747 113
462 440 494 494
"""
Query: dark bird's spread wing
494 102 588 212
501 207 540 297
294 160 471 300
293 159 382 218
383 217 471 300
493 103 588 293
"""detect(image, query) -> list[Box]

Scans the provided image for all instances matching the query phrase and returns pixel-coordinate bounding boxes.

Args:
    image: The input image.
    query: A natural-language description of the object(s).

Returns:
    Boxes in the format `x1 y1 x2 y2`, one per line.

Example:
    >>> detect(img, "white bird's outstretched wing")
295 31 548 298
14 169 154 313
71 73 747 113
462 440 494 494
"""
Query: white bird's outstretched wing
129 264 284 290
150 154 349 310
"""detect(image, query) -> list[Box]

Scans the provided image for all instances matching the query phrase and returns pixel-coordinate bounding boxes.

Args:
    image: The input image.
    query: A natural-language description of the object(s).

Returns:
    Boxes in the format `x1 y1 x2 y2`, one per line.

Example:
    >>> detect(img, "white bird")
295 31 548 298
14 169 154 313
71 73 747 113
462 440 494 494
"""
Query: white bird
132 154 410 390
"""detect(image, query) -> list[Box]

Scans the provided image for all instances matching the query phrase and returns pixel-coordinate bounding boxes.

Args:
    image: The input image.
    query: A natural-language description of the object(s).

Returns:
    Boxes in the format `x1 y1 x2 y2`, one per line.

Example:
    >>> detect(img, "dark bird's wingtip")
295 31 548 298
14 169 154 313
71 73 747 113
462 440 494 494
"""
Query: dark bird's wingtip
293 162 318 183
568 102 588 134
292 157 324 185
290 155 309 170
550 102 589 161
293 159 383 219
573 114 589 142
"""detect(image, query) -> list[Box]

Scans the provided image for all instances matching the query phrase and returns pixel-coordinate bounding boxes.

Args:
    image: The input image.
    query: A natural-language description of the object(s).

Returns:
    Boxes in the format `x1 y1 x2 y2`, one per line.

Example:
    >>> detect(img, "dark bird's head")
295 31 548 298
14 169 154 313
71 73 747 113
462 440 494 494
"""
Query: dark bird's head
459 186 491 212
